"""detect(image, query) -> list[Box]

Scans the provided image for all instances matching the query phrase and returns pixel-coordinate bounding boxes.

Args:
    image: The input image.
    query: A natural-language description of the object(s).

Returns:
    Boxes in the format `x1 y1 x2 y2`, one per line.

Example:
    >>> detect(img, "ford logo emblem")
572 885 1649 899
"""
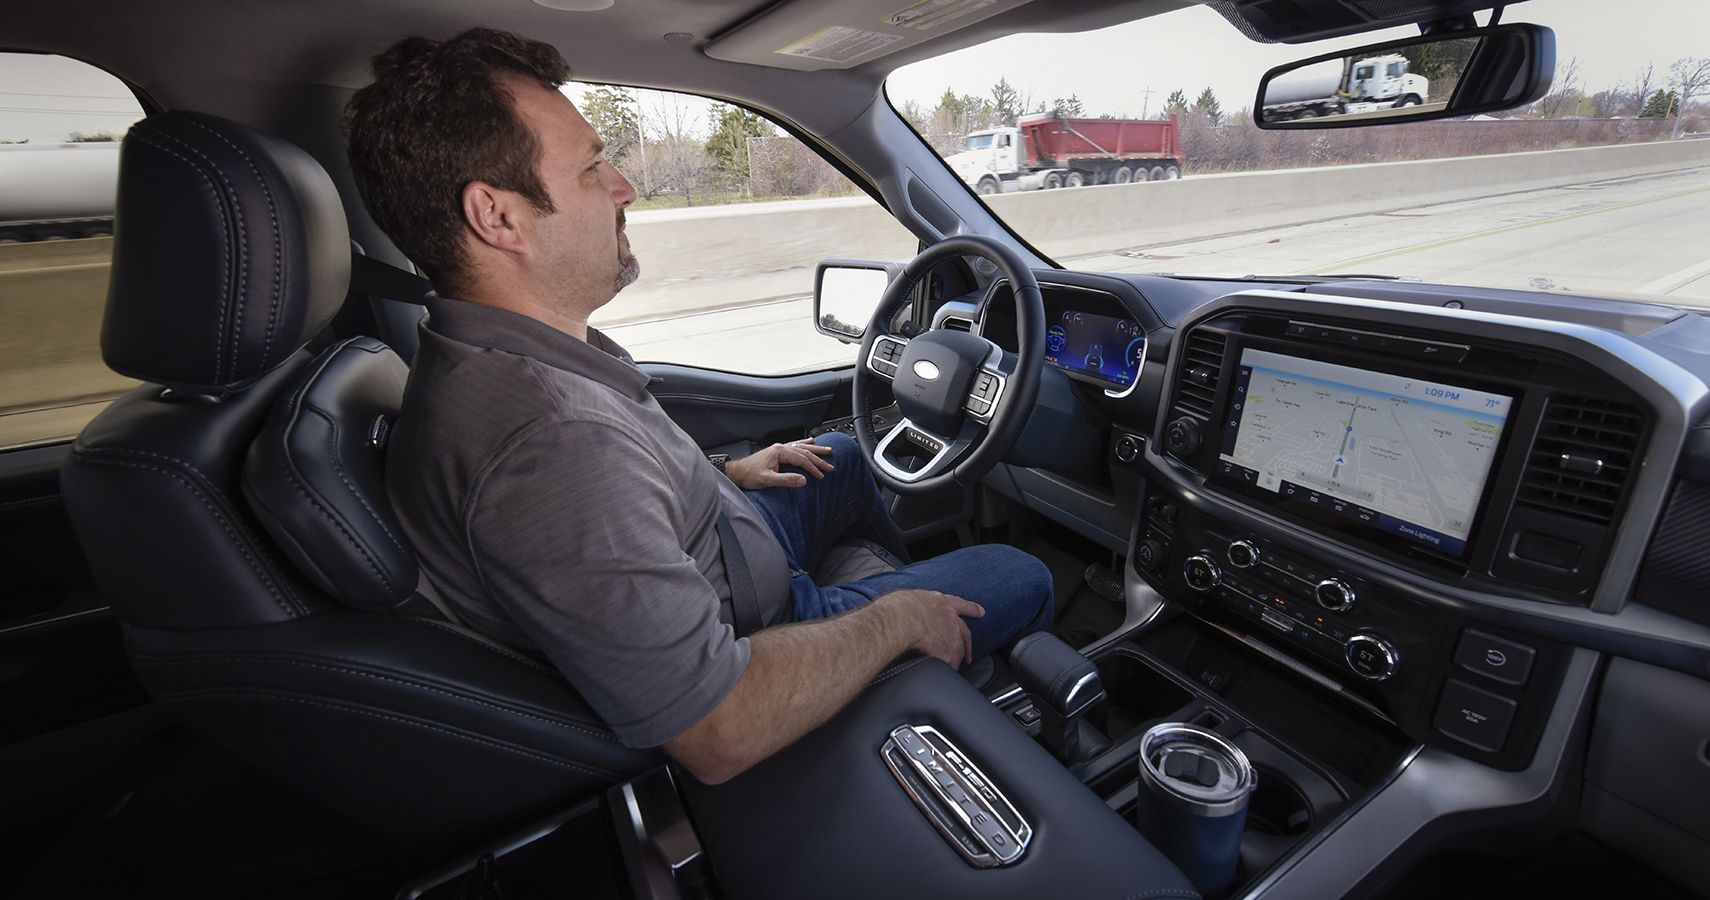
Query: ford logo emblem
913 360 941 381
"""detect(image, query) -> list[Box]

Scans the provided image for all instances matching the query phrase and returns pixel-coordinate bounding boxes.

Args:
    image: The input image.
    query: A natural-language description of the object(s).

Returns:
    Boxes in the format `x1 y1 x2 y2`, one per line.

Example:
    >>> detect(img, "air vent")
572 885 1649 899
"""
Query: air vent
1516 395 1643 526
942 317 974 333
1173 328 1229 419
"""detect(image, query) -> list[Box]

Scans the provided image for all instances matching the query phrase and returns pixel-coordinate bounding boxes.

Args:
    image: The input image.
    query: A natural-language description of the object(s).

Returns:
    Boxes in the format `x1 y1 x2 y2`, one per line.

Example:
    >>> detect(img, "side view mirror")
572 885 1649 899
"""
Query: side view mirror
813 260 903 343
1255 23 1555 129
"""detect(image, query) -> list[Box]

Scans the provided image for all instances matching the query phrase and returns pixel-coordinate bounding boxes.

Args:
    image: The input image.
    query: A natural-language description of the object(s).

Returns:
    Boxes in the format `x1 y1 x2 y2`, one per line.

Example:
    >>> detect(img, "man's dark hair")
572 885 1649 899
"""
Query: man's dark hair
345 28 571 294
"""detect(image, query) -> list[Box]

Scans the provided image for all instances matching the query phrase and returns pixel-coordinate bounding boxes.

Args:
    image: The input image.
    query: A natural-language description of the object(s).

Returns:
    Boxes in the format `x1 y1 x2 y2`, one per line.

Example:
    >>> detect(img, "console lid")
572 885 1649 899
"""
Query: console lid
680 658 1198 899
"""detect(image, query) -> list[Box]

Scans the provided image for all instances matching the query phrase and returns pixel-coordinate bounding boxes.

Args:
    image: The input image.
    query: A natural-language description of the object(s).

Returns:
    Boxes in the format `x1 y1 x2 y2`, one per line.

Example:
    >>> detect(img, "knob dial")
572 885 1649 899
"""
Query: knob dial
1135 539 1165 571
1164 417 1202 457
1114 434 1141 463
1226 539 1261 569
1315 577 1357 612
1182 554 1222 592
1345 634 1399 681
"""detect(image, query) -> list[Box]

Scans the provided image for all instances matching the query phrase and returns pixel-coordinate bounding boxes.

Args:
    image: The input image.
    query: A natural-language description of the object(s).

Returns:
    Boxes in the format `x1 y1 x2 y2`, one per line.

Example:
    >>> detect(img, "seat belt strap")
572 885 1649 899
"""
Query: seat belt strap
408 569 466 627
715 513 762 638
349 251 432 304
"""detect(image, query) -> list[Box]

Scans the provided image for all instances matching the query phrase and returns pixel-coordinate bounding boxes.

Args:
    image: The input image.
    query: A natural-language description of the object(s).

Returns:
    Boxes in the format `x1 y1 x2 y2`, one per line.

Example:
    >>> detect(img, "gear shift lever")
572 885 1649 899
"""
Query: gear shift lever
1009 632 1107 765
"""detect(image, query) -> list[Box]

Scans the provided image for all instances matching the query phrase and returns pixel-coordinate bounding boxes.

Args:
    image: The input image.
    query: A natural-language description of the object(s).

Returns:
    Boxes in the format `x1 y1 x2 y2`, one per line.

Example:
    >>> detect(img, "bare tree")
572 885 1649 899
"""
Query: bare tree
1669 56 1710 139
636 92 716 206
1631 63 1657 118
1534 56 1582 118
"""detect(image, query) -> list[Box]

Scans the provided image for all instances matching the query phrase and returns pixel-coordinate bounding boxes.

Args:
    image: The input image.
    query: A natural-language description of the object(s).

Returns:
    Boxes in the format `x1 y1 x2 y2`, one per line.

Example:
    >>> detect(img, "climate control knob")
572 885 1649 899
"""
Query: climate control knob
1226 539 1261 570
1164 417 1202 457
1182 554 1222 592
1315 578 1357 612
1345 634 1399 681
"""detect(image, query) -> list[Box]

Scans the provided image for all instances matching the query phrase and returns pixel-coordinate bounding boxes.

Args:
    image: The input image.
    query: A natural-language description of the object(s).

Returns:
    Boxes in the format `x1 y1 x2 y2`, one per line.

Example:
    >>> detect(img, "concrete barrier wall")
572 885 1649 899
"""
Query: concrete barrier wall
986 138 1710 260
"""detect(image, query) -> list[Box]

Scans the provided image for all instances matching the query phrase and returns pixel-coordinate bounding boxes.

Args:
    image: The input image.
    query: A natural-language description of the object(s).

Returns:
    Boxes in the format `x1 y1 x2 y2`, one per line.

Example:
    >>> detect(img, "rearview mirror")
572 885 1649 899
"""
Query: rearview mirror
1255 24 1555 129
813 260 901 343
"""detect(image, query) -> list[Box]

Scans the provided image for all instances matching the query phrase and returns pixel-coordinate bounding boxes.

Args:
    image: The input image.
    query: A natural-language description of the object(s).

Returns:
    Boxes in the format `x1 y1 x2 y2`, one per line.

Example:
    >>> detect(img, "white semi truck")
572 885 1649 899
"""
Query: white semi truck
1261 54 1429 122
944 113 1183 194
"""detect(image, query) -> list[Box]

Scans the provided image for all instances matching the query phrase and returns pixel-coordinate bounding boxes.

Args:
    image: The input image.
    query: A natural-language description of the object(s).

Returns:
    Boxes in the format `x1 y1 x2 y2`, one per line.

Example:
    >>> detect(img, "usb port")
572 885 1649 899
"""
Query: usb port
1261 611 1293 633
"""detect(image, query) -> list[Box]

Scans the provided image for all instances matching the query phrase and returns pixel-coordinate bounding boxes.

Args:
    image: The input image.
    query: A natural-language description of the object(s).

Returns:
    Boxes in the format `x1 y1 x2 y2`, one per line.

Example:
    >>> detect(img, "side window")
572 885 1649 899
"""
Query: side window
572 85 918 375
1387 62 1403 77
0 54 144 450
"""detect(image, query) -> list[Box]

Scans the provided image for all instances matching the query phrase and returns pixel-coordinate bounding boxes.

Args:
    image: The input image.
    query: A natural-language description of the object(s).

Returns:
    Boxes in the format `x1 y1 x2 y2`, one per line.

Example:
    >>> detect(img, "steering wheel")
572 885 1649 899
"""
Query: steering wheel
853 235 1045 495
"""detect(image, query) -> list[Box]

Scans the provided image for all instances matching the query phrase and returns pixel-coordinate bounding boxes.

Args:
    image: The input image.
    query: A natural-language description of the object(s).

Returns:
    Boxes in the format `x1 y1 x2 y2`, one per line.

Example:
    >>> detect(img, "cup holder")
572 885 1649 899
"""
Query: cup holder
1244 764 1313 837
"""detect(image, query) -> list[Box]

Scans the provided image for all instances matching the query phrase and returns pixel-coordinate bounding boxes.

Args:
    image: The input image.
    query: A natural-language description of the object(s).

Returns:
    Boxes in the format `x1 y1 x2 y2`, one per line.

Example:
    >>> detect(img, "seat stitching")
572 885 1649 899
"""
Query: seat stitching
71 449 300 616
407 618 555 672
136 653 622 743
308 406 407 556
869 656 928 687
181 116 284 370
0 493 61 510
267 342 397 595
128 129 234 383
162 688 616 778
144 123 250 383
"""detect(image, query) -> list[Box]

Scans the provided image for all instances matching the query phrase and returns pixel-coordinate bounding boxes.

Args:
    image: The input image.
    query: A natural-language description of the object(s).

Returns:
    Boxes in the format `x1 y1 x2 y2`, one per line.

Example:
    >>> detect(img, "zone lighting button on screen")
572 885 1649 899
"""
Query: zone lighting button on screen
1433 678 1518 753
1455 630 1535 686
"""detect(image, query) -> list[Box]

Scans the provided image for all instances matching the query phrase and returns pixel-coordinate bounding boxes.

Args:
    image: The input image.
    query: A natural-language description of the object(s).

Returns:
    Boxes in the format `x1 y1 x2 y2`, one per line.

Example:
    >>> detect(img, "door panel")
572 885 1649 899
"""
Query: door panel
644 363 852 452
0 443 147 746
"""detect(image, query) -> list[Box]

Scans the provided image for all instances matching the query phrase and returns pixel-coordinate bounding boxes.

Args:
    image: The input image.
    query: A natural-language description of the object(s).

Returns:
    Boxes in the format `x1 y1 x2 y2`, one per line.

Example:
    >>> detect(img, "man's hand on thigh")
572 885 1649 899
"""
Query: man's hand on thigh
726 439 834 489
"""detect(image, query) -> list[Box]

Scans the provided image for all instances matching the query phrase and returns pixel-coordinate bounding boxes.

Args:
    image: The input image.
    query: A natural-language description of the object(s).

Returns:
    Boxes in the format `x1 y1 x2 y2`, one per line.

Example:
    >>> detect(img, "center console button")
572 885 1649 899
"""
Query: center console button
1226 540 1260 570
1315 578 1356 612
1344 633 1398 681
1433 678 1517 752
1183 554 1222 592
1454 630 1536 686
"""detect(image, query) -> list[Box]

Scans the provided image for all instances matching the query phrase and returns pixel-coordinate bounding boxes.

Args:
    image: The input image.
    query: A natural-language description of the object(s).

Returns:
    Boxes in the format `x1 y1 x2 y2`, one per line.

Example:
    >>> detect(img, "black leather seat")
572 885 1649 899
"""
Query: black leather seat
61 111 655 851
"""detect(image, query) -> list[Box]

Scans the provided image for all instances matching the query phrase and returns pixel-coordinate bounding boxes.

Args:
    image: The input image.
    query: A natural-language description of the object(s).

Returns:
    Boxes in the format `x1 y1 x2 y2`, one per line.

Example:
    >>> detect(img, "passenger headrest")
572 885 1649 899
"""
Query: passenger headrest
103 111 349 394
243 336 418 613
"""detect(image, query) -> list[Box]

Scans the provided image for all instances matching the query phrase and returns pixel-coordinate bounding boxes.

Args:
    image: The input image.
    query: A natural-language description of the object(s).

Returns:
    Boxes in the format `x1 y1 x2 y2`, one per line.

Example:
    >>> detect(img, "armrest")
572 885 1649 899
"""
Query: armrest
679 658 1198 900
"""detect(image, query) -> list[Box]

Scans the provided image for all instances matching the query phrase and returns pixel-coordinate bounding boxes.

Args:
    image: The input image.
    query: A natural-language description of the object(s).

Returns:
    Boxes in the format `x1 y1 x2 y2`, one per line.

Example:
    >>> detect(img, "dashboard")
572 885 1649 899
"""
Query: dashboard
933 268 1710 774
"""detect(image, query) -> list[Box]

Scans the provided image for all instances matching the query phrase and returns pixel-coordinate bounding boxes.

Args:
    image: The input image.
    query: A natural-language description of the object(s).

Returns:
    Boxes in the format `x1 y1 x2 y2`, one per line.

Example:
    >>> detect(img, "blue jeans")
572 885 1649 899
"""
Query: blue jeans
744 431 1054 662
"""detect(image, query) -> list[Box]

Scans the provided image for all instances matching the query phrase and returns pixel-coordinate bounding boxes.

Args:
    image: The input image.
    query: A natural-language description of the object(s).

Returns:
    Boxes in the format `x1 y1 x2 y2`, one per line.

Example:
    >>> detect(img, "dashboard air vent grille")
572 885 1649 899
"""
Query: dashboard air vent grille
1517 395 1643 526
942 317 974 333
1174 329 1229 419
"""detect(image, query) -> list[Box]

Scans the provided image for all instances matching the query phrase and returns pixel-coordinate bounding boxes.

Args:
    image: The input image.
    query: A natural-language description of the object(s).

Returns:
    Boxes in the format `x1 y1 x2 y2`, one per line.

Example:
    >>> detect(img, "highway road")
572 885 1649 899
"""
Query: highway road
605 162 1710 372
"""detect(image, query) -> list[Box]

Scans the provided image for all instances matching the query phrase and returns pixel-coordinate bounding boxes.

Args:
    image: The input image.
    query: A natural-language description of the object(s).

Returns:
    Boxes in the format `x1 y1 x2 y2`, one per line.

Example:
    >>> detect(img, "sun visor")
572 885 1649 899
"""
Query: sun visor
706 0 1036 71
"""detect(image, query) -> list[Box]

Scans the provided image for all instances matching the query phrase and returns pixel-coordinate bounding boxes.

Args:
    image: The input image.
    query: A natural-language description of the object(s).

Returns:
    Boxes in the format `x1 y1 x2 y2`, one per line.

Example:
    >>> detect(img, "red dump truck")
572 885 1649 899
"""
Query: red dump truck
947 113 1184 193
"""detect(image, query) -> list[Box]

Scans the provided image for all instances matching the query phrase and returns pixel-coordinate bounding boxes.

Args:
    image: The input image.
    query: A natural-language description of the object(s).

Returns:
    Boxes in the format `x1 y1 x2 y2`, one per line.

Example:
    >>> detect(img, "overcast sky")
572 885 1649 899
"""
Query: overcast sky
886 0 1710 120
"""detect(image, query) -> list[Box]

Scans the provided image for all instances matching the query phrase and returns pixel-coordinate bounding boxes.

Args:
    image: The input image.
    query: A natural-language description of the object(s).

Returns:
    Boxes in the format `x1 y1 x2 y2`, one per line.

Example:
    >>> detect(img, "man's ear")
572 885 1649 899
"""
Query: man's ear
460 180 531 255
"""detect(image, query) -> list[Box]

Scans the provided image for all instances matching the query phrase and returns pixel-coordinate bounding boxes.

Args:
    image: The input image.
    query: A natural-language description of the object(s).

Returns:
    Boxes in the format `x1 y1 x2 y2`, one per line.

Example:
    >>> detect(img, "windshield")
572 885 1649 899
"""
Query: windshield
888 0 1710 306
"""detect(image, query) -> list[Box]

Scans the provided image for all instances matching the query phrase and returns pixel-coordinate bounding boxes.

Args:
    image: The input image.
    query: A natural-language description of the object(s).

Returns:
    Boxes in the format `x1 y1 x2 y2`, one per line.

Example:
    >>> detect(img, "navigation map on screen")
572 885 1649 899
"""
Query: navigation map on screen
1217 348 1512 556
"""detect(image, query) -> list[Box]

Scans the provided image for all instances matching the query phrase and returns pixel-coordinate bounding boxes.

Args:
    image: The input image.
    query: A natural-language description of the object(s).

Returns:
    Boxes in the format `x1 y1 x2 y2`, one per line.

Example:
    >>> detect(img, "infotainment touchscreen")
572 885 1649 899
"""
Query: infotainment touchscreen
1045 310 1145 389
1216 348 1513 556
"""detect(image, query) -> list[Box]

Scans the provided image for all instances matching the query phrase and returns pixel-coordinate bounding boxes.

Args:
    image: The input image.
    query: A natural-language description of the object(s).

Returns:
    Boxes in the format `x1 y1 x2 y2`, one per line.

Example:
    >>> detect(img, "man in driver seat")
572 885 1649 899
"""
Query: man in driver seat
345 29 1053 784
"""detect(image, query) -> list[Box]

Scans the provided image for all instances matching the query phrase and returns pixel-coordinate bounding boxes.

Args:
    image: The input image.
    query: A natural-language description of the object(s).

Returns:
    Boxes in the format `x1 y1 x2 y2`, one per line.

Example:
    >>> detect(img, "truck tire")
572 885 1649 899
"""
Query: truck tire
1396 94 1423 107
1149 166 1166 182
1065 171 1085 188
1044 172 1063 189
1113 166 1132 184
1164 165 1181 180
976 176 1000 196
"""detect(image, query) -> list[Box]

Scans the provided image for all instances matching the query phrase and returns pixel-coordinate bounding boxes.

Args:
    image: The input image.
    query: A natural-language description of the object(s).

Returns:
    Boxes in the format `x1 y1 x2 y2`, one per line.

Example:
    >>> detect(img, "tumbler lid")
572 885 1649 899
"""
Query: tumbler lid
1138 723 1256 807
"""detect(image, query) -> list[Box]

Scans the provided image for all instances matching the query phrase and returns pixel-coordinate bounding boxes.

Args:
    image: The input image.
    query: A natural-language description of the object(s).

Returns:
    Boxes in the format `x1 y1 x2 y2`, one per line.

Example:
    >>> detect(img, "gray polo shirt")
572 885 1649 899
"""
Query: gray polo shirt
386 295 791 748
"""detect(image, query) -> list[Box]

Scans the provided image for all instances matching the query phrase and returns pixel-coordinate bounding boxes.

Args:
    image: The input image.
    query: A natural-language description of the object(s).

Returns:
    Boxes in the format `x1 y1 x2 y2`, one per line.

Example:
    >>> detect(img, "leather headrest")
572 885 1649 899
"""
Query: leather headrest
243 336 418 613
103 111 349 394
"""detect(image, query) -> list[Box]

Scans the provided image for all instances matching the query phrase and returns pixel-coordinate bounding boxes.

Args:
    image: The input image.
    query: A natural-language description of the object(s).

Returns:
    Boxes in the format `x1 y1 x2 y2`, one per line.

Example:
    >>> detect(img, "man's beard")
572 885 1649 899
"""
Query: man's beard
614 212 640 293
